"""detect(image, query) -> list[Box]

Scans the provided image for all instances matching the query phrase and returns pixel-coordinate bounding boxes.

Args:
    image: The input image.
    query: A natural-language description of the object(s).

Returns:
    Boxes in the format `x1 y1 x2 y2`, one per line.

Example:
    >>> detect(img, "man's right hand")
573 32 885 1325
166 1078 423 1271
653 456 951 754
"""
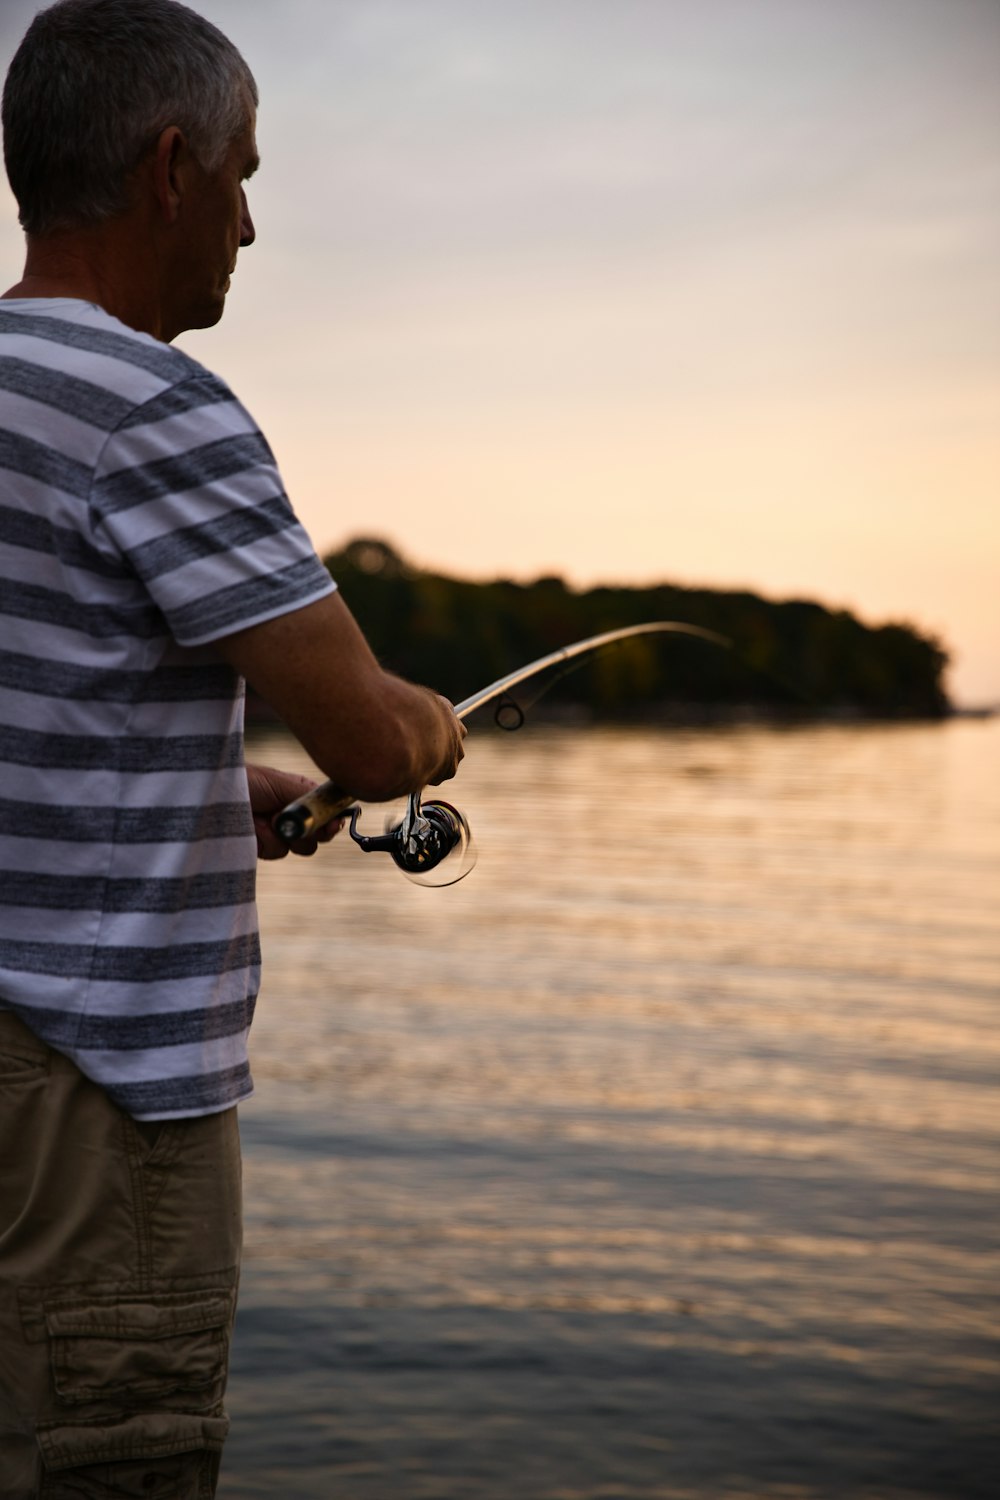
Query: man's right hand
426 694 467 786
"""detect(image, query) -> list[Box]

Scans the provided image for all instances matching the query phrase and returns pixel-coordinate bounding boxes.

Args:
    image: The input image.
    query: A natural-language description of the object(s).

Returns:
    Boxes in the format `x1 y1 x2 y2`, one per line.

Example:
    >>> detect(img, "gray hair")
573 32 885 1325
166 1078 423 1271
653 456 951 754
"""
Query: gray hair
2 0 258 236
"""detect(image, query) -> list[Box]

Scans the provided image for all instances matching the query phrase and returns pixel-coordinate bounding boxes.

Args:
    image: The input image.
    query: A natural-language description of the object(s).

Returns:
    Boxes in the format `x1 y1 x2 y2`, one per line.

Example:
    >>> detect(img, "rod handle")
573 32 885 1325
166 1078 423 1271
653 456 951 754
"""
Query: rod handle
273 781 358 843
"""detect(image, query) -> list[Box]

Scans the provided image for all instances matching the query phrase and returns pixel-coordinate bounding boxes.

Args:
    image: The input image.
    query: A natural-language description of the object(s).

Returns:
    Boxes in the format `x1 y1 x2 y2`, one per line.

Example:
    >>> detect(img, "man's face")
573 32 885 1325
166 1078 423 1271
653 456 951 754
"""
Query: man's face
170 113 259 337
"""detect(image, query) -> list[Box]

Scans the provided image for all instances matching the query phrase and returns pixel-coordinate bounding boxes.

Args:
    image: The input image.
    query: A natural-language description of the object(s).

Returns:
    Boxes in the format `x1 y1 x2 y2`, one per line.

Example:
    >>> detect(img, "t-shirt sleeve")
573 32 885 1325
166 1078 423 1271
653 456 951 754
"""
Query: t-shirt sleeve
88 371 336 646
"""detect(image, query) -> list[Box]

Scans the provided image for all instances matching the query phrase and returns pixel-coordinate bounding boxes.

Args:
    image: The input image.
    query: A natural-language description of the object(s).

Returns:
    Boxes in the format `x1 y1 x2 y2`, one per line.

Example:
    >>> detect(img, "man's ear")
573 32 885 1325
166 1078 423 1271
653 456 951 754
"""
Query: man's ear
151 125 188 225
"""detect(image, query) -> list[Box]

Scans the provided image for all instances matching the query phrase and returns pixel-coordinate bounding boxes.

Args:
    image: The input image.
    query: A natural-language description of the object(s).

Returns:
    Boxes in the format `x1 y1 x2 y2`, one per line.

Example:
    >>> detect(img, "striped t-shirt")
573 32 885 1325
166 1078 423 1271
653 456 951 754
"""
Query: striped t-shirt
0 298 335 1119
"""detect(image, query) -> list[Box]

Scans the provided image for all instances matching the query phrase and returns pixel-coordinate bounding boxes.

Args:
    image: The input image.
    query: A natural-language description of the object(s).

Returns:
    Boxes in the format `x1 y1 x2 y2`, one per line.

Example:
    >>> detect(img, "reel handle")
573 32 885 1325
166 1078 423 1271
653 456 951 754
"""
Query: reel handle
273 780 357 843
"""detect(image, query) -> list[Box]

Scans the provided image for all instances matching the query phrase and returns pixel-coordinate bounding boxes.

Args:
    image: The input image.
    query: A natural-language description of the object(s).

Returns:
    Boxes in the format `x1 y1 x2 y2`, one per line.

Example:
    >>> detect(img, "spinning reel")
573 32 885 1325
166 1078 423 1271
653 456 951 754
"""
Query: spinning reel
274 787 476 887
345 793 475 887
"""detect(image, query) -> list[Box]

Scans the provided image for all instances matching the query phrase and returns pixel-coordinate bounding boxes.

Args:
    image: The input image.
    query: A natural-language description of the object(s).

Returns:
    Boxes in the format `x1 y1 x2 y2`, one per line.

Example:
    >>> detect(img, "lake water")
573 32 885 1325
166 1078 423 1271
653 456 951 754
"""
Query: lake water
222 718 999 1500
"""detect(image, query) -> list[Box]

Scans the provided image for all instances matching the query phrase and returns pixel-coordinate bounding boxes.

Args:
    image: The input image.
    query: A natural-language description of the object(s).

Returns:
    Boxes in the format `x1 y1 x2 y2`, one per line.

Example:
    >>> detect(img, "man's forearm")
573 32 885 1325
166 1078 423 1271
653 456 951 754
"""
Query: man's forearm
217 592 465 802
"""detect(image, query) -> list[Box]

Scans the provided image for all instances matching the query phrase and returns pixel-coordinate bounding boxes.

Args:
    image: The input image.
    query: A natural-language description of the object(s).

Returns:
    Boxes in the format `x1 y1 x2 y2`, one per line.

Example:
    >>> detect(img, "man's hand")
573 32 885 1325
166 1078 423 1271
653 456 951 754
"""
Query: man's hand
246 763 344 860
425 693 467 786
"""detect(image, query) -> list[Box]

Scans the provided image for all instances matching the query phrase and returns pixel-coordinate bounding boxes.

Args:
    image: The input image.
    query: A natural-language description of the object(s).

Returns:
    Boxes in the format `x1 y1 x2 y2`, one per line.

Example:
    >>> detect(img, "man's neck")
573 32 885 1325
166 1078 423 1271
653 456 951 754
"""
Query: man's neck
4 270 90 303
3 229 167 340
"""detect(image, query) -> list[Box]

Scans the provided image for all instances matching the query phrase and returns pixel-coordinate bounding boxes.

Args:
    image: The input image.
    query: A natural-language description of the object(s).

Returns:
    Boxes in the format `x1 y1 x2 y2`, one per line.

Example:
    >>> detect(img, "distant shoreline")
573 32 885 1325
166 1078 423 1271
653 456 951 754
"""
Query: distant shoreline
317 537 954 722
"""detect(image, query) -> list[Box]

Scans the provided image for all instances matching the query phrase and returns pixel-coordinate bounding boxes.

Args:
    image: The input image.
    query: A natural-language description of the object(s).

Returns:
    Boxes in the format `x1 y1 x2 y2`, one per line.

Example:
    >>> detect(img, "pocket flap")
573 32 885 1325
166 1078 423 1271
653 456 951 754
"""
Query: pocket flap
37 1410 229 1468
45 1290 232 1342
44 1290 234 1404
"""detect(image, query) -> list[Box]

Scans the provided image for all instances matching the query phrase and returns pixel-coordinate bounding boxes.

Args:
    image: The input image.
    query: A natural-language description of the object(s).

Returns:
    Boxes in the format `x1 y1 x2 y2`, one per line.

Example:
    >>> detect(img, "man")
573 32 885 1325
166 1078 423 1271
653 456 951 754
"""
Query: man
0 1 465 1494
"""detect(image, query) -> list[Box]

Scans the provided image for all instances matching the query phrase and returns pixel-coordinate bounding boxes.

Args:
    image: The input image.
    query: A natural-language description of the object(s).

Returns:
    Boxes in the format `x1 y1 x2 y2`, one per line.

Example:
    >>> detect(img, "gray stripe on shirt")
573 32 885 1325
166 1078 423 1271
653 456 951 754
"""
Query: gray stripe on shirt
0 649 238 703
117 374 235 430
0 724 244 772
7 994 256 1050
128 495 299 582
0 503 127 578
0 869 256 913
0 308 195 382
110 1062 252 1116
0 577 163 638
0 356 134 429
167 556 333 642
0 932 260 980
0 797 251 844
94 433 273 515
0 429 92 498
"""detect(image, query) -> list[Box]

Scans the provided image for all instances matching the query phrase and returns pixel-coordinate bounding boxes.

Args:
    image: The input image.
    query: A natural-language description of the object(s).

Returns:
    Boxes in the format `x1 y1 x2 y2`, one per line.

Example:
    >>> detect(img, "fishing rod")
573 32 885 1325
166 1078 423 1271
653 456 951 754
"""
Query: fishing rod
273 621 730 886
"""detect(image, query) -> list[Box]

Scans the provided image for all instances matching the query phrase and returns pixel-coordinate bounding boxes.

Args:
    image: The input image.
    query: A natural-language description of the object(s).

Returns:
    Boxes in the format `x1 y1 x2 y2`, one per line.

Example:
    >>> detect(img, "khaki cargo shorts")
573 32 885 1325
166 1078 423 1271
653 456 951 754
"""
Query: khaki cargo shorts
0 1013 242 1499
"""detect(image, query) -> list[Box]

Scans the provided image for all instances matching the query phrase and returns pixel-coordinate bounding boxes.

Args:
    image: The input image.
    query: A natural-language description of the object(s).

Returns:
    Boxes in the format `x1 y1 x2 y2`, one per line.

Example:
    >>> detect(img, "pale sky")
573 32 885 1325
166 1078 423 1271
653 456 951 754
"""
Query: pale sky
2 0 998 703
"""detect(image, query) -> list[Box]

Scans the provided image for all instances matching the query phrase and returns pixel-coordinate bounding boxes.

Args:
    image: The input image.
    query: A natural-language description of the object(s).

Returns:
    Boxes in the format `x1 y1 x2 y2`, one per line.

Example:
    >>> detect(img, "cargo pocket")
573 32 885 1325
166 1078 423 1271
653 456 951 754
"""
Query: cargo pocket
43 1289 234 1408
36 1409 228 1479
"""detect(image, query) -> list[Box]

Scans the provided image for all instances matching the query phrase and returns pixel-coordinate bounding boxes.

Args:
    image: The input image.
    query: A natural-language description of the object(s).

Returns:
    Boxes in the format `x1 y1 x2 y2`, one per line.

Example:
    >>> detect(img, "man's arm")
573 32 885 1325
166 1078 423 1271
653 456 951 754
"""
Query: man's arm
215 590 466 804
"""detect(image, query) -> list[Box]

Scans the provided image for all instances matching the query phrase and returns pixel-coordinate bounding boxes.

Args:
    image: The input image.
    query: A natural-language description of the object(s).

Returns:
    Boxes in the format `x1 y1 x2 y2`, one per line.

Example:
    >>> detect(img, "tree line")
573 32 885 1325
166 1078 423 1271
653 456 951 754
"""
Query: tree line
310 537 950 721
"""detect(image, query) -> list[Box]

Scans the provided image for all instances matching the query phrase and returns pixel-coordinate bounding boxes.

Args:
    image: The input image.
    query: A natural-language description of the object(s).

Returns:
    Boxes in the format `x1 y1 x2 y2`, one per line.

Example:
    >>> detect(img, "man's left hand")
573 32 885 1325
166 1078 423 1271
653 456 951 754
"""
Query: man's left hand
246 763 344 860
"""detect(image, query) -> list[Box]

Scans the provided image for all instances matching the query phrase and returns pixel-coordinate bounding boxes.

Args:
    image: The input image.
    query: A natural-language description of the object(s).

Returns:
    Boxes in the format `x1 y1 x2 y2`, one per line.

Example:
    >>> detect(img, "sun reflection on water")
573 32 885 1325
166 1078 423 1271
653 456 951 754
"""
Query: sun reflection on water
226 719 1000 1499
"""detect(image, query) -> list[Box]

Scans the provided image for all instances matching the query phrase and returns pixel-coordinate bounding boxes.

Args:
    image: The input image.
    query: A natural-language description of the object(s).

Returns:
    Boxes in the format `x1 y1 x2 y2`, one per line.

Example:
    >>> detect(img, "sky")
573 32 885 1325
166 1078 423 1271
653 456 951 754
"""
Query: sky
1 0 998 704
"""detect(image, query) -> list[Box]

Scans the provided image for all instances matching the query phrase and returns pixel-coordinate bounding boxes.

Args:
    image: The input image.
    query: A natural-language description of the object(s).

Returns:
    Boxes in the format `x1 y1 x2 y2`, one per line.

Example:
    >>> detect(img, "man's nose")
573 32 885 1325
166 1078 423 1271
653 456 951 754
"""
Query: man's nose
239 188 255 248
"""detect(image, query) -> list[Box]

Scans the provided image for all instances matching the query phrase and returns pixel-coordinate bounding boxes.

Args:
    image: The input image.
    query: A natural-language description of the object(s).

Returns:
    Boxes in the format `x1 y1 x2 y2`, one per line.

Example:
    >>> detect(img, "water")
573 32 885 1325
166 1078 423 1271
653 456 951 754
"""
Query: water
222 719 999 1499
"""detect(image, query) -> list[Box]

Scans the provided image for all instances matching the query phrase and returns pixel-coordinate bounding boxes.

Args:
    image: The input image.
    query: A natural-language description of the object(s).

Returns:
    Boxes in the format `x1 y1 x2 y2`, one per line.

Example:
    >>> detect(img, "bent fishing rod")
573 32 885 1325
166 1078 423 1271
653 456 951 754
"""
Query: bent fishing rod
273 621 730 886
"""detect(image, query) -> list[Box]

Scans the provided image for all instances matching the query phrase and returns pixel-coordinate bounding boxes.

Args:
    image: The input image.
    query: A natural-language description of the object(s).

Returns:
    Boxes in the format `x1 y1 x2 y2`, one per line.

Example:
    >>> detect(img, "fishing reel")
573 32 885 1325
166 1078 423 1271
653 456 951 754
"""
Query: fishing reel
274 786 476 887
347 793 476 888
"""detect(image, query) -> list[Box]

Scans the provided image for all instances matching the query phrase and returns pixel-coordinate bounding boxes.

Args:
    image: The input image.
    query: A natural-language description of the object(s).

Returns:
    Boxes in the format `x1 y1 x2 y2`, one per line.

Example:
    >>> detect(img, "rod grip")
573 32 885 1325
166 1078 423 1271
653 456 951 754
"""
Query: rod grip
273 781 358 843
